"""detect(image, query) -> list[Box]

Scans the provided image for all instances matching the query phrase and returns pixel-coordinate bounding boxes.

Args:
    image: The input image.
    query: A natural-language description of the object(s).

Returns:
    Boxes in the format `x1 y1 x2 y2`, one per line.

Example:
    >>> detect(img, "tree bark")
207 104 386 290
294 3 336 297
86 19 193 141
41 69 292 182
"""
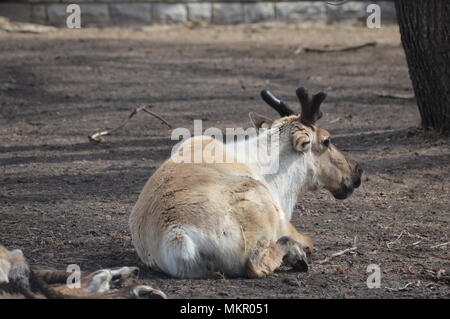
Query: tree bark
395 0 450 134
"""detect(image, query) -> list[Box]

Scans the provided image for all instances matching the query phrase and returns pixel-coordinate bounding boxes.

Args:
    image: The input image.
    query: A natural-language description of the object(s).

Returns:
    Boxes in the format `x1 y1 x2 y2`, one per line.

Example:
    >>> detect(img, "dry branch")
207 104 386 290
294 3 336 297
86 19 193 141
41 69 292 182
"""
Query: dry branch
386 230 405 248
303 42 377 53
430 242 449 249
317 236 358 265
375 92 415 99
407 240 422 248
386 230 425 249
385 281 415 292
88 104 172 143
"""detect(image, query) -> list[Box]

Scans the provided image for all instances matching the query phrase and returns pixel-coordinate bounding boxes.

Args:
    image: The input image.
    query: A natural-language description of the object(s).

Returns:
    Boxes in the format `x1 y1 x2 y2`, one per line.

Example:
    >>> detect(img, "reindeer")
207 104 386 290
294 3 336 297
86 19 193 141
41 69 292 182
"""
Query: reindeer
129 87 363 278
0 244 166 299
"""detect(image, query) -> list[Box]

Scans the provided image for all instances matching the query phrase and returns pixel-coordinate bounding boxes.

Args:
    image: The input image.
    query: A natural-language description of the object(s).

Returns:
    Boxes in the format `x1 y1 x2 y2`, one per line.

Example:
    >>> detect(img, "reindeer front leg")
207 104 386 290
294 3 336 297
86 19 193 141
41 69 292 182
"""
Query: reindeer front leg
246 236 309 278
285 222 314 256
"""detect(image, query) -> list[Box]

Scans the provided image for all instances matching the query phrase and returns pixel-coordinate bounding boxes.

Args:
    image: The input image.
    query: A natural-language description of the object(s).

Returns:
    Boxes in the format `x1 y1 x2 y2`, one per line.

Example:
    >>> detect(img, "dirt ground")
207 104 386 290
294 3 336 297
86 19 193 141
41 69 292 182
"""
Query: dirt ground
0 23 448 299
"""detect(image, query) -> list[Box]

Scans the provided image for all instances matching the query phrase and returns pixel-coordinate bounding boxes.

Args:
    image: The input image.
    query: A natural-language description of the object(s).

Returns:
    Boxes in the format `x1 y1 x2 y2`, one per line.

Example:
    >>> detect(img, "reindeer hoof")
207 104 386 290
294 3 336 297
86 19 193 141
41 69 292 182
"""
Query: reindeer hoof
110 267 140 287
283 245 309 273
132 285 167 299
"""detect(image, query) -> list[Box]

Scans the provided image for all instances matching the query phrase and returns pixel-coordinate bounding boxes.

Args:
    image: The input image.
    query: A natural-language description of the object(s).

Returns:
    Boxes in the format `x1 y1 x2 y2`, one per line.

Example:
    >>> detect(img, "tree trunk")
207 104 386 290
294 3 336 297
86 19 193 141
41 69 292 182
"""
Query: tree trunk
395 0 450 134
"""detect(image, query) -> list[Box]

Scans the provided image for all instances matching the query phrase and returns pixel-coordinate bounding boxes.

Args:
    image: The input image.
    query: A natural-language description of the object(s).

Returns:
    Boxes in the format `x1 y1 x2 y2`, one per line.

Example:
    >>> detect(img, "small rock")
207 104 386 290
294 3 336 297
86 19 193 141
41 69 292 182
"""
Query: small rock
283 277 301 287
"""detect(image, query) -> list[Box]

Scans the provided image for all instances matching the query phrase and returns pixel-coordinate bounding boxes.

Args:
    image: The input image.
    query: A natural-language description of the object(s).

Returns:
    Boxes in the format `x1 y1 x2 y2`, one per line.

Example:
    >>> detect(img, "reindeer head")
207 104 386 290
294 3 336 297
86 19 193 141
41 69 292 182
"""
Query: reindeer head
249 87 362 200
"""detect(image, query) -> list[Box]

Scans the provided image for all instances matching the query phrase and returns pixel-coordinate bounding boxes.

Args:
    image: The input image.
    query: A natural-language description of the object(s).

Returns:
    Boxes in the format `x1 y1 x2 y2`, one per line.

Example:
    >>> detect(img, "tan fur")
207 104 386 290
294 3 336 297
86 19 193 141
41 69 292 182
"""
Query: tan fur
130 113 362 278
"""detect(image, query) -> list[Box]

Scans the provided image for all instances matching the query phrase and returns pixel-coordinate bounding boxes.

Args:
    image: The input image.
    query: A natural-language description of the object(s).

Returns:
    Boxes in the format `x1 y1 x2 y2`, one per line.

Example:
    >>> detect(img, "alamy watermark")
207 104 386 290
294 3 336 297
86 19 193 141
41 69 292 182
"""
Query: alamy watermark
327 1 382 29
170 120 280 175
366 264 381 288
63 262 382 289
66 264 81 288
65 2 383 29
66 4 81 29
366 4 382 29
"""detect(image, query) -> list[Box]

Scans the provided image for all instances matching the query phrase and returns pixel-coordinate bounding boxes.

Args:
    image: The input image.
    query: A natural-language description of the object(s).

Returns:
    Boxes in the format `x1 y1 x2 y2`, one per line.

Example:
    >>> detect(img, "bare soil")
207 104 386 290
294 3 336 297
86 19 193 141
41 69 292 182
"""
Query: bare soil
0 24 448 299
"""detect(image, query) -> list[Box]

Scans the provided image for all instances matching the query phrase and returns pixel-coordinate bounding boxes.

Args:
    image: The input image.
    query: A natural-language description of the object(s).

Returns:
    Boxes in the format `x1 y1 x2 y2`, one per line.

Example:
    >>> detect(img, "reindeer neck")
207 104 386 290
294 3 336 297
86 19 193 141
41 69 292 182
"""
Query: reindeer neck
228 129 311 220
261 148 311 220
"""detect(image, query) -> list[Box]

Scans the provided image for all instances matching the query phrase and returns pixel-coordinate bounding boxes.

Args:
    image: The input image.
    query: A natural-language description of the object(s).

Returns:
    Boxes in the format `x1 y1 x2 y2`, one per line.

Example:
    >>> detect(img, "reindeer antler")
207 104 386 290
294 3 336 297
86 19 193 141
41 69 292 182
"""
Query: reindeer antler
260 90 295 117
260 88 327 124
296 87 326 125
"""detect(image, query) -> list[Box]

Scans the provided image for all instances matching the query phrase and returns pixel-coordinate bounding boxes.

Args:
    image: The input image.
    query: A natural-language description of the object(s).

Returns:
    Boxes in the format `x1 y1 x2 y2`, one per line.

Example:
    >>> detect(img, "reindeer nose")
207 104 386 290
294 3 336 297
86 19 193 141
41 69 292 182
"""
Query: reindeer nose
353 164 363 188
356 164 363 177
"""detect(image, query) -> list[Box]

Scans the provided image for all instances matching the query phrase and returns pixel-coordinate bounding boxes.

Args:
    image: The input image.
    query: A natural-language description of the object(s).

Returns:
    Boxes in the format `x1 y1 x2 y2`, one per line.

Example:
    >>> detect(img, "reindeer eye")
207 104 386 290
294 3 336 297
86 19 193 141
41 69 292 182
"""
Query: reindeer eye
323 138 330 147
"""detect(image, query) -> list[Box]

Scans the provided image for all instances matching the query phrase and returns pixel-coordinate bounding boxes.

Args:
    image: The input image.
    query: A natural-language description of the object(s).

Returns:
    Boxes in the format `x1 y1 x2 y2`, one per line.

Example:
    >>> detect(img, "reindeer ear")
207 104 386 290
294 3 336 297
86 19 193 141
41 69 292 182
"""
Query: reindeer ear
292 130 311 153
249 112 273 130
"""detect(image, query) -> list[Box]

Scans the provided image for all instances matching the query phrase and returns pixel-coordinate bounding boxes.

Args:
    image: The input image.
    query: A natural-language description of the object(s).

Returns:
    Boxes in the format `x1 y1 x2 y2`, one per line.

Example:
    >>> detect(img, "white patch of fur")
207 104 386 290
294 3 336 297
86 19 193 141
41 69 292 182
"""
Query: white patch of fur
10 249 23 256
225 125 315 220
0 259 11 283
159 225 242 278
160 226 200 277
110 266 138 280
263 149 315 220
85 270 112 294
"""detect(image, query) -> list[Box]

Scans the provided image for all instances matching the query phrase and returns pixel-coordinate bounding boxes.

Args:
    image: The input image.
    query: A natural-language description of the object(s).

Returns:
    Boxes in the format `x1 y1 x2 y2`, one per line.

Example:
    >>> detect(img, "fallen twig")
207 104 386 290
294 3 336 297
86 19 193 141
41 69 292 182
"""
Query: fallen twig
329 117 342 124
341 148 367 152
386 230 426 249
407 240 422 248
386 230 405 248
0 16 57 34
375 92 415 99
303 42 377 53
88 104 172 143
430 242 449 249
317 236 358 264
385 281 415 292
